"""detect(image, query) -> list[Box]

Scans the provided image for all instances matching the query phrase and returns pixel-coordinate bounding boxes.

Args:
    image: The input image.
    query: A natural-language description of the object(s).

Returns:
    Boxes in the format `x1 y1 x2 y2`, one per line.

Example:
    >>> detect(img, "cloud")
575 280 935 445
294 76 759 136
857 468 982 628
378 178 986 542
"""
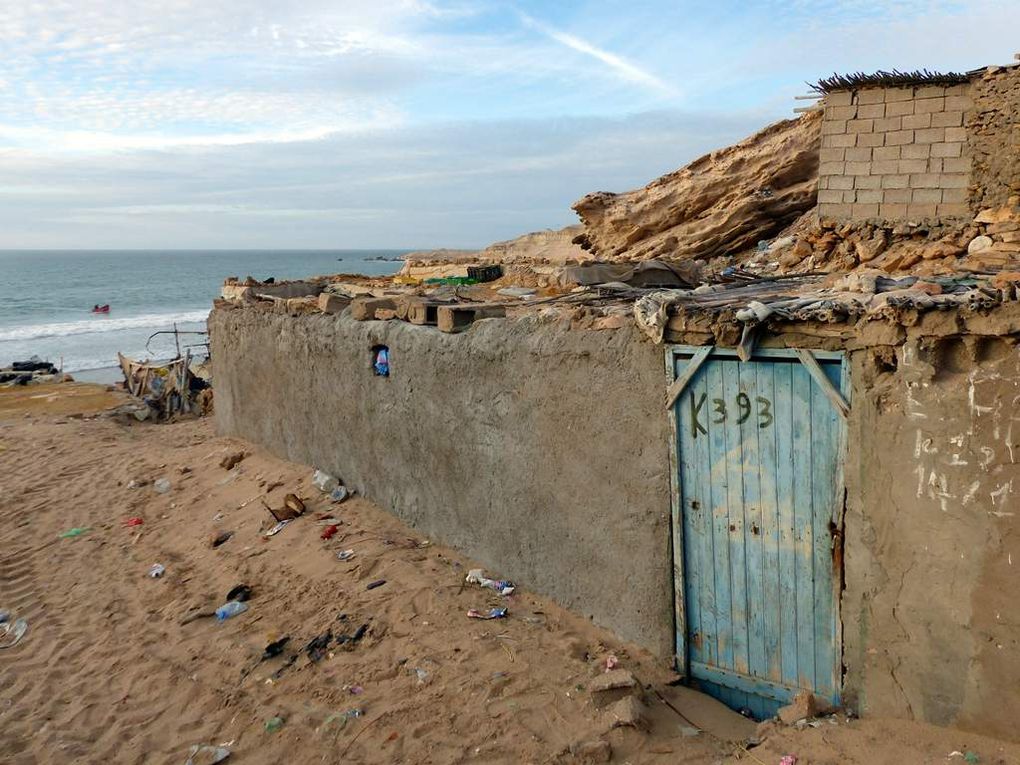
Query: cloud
518 13 678 98
0 108 768 248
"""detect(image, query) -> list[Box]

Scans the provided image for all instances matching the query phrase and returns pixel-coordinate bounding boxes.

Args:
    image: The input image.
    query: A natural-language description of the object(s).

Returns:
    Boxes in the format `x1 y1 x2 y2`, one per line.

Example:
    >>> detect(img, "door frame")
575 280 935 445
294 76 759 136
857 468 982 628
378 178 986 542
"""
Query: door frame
664 345 850 700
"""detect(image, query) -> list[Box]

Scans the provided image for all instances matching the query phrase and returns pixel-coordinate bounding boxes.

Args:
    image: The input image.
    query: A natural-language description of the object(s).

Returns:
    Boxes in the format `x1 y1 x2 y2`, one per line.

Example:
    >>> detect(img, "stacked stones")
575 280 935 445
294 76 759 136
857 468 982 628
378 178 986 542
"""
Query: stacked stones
966 198 1020 270
818 83 972 221
968 65 1020 213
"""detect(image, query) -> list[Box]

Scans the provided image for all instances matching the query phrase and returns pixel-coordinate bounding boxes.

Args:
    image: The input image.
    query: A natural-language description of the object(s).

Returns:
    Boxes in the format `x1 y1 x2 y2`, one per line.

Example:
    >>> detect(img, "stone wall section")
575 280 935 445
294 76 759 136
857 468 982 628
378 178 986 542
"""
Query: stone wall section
968 65 1020 212
819 84 972 221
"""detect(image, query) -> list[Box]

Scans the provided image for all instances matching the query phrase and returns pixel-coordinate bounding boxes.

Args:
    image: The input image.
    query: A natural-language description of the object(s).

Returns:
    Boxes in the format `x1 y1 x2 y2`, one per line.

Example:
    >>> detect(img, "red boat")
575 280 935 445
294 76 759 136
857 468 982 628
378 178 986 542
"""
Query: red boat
91 304 110 314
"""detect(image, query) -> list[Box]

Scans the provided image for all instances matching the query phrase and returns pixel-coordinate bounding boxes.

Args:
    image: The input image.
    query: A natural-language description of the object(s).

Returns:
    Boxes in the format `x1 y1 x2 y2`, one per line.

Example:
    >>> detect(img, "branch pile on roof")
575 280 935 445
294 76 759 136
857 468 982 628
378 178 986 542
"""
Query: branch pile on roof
810 69 969 94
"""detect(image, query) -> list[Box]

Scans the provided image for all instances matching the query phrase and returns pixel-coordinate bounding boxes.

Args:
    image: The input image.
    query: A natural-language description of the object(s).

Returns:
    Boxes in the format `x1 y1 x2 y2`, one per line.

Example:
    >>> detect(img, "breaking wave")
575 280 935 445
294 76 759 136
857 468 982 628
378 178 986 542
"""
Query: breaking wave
0 310 210 343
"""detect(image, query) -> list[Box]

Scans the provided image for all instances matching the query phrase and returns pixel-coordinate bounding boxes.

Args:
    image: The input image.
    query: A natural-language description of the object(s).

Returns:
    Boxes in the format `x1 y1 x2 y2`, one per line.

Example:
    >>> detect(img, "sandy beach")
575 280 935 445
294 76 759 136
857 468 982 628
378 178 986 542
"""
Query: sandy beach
0 386 1015 764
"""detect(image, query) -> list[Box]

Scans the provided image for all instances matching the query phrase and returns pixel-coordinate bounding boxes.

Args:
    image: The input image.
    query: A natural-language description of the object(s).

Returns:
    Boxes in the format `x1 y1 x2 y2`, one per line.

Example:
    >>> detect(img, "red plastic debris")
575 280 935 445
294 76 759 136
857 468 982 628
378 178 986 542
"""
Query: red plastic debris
123 517 144 527
321 524 339 540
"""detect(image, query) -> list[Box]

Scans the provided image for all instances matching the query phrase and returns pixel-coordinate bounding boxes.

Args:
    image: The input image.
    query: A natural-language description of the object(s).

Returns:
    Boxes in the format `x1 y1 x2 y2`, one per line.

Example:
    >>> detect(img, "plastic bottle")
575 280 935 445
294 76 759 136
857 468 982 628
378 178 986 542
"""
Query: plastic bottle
215 600 248 621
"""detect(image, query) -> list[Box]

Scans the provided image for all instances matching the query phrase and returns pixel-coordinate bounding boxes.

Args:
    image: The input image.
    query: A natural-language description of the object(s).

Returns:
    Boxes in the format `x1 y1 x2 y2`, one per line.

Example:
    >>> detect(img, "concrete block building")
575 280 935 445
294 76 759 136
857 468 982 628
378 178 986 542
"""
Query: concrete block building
817 65 1020 222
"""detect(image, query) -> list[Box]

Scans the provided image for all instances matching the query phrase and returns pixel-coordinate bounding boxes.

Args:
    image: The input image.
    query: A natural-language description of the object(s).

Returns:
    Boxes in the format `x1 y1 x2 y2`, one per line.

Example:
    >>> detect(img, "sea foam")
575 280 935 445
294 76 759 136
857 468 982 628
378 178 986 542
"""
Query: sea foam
0 310 210 343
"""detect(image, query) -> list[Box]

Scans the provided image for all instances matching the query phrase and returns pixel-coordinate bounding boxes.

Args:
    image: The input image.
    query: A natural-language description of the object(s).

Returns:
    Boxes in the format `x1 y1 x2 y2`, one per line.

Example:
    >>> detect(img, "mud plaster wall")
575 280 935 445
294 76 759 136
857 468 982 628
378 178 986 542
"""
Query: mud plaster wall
209 309 675 655
843 336 1020 740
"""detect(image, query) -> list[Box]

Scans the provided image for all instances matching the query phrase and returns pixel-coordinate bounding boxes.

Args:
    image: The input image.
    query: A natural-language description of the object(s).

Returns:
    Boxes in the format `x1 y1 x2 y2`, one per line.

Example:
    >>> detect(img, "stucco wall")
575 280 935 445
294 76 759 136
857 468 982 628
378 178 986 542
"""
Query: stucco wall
819 84 973 221
842 336 1020 740
211 302 1020 737
209 307 675 655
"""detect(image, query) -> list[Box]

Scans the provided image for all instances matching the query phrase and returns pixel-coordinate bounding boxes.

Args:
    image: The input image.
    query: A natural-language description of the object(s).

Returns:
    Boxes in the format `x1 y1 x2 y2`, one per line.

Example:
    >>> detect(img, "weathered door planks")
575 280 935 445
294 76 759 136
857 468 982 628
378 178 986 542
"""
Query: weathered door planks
667 347 848 719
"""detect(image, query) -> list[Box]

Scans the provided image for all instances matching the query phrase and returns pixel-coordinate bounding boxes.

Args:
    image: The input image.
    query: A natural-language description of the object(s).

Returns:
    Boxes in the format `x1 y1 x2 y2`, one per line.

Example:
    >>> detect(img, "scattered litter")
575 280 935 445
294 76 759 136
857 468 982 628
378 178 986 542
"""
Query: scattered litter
366 579 387 590
321 524 339 540
184 744 231 765
336 624 369 646
465 569 515 596
330 485 350 503
264 716 285 733
214 601 248 621
312 470 340 494
271 654 298 680
226 584 253 602
323 709 363 730
779 757 797 765
373 346 390 376
348 685 364 695
306 631 333 662
127 479 148 489
263 494 305 523
412 667 429 685
336 549 355 562
123 517 144 527
605 655 619 672
58 527 89 539
154 478 172 494
212 512 224 522
210 530 233 548
0 617 28 649
965 754 980 764
261 636 290 660
467 607 508 620
263 520 291 537
148 564 166 578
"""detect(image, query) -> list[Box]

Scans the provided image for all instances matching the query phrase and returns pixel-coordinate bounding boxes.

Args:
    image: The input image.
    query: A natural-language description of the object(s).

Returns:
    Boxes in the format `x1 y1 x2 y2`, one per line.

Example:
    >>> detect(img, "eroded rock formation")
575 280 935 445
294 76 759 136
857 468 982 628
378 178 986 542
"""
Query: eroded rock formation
571 112 822 262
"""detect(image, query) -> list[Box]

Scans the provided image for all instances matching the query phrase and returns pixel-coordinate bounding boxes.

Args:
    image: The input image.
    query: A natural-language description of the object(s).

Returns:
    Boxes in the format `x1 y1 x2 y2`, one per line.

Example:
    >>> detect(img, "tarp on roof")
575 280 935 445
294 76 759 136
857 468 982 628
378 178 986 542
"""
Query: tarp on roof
560 259 702 289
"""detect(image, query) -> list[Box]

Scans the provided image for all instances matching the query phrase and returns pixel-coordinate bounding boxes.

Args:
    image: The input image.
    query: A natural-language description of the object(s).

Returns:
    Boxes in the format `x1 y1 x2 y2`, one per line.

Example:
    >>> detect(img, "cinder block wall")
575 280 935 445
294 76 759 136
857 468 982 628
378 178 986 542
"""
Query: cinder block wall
818 84 972 220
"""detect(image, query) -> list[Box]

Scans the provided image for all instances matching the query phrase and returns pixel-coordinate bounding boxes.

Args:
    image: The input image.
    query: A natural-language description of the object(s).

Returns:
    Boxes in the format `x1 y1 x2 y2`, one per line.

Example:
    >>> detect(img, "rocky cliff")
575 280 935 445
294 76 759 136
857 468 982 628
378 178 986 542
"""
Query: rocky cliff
571 112 822 262
478 226 589 264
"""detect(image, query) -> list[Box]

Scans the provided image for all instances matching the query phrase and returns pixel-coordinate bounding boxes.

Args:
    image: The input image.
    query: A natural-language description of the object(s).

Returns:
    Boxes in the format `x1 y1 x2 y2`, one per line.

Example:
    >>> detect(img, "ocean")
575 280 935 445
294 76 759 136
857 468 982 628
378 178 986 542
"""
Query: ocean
0 250 404 380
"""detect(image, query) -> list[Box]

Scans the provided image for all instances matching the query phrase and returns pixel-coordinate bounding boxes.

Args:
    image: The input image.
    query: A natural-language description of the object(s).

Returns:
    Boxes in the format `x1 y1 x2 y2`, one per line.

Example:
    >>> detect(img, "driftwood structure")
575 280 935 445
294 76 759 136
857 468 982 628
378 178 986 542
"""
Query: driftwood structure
118 351 198 419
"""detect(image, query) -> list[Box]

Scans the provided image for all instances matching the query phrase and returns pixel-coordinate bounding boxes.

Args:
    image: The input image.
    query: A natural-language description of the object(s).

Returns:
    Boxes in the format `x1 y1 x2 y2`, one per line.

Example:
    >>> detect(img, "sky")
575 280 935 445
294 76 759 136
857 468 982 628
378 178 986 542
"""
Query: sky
2 0 1019 249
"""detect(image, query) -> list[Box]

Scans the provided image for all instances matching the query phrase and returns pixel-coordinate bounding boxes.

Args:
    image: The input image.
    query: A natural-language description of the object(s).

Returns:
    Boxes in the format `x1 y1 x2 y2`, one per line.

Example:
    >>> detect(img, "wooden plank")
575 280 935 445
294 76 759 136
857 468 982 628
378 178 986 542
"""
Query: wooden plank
665 348 686 668
690 661 802 705
739 361 767 687
706 360 734 675
665 346 713 410
791 363 817 692
811 360 842 701
774 362 799 690
722 361 749 677
694 369 717 670
757 363 783 684
796 349 850 419
676 360 702 672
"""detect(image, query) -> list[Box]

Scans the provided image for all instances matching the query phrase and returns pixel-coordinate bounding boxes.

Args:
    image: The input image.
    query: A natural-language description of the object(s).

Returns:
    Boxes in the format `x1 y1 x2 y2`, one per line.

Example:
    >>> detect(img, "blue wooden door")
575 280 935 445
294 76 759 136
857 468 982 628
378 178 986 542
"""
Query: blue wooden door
671 348 847 719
